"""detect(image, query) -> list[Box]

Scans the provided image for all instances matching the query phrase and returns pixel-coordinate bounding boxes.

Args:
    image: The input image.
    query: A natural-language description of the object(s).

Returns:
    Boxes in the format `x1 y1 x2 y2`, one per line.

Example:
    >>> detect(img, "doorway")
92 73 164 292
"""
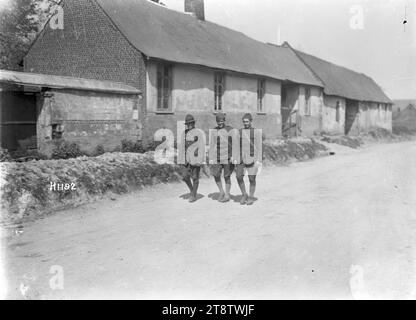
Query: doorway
281 83 301 138
0 90 37 151
345 99 359 135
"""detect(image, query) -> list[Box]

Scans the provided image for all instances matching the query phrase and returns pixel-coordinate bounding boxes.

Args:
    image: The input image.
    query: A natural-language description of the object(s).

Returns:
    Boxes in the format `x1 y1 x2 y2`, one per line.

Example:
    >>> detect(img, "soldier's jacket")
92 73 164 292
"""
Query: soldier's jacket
181 128 200 165
238 127 266 165
210 125 234 163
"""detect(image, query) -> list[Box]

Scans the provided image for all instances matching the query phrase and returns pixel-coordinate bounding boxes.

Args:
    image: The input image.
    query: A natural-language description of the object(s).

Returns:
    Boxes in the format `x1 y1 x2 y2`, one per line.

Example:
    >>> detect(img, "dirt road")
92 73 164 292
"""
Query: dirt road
2 141 416 300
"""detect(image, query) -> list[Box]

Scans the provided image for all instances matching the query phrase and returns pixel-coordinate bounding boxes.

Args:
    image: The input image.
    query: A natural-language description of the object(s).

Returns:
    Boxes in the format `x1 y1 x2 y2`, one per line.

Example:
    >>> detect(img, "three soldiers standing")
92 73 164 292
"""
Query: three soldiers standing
180 112 263 206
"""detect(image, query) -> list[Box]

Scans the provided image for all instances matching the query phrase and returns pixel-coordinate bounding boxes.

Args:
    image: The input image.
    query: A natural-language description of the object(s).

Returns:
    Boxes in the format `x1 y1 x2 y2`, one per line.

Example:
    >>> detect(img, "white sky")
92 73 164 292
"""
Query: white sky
0 0 10 10
1 0 414 99
163 0 416 100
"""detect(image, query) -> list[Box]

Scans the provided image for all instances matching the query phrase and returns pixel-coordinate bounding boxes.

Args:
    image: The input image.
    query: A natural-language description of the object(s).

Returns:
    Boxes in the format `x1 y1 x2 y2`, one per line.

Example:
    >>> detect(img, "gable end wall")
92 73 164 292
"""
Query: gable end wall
24 0 146 92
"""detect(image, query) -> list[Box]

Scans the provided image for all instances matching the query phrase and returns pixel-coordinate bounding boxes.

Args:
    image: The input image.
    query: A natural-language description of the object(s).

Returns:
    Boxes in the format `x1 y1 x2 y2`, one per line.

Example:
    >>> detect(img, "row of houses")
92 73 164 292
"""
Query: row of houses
0 0 393 157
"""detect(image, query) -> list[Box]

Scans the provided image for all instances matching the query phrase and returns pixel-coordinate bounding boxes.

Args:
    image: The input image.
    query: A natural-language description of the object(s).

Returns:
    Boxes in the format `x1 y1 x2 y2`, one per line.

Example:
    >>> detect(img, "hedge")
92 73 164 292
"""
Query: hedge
0 139 328 224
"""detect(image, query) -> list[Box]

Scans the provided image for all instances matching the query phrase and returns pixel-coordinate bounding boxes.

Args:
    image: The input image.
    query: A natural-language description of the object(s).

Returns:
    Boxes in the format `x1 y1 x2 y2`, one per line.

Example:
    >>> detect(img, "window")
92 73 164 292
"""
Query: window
336 101 340 122
157 63 172 111
257 79 266 112
282 87 287 104
214 72 225 111
305 88 311 116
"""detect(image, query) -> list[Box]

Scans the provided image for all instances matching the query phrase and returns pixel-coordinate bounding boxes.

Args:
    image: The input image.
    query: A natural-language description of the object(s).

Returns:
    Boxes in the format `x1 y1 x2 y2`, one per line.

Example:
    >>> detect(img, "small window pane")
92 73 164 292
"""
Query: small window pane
336 101 340 122
157 63 172 110
214 73 225 111
257 79 265 112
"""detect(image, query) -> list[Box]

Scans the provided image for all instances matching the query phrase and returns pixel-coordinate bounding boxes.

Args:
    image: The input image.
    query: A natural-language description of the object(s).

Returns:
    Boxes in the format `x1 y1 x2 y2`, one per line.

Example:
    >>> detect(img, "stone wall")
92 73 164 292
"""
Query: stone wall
359 102 392 132
322 95 346 135
298 86 323 137
37 89 140 157
282 84 323 137
144 62 282 144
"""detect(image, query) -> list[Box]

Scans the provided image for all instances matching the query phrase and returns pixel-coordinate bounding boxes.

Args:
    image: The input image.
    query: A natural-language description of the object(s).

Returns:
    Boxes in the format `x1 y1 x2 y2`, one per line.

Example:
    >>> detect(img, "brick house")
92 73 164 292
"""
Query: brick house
24 0 392 144
292 47 393 135
24 0 323 143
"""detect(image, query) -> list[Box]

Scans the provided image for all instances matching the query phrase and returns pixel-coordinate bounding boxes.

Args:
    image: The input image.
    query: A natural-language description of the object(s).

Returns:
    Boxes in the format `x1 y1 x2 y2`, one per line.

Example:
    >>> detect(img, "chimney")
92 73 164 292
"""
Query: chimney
185 0 205 21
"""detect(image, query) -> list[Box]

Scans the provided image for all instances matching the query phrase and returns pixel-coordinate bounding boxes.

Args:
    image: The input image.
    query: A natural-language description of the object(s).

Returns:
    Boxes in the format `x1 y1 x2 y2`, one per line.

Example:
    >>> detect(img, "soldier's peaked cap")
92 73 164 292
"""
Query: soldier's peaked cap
215 112 226 122
185 114 195 124
242 113 253 121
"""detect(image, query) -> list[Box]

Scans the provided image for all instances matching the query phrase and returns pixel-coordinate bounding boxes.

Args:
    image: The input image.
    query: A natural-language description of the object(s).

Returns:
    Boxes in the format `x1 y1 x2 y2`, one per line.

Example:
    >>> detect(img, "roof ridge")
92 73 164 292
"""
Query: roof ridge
100 0 299 62
97 0 255 58
295 49 392 103
282 42 325 87
95 0 322 86
295 49 370 78
148 0 273 48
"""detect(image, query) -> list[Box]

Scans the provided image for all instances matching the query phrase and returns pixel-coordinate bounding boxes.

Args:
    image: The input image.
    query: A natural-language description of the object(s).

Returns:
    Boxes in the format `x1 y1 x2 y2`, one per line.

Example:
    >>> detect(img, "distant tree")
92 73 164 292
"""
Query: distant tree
0 0 53 70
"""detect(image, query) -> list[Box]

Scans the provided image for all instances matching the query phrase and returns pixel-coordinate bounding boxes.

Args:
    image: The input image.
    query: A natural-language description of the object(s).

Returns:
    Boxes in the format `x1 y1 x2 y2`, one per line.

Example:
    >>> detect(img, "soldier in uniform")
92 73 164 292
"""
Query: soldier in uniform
235 113 265 205
210 113 235 203
181 114 201 203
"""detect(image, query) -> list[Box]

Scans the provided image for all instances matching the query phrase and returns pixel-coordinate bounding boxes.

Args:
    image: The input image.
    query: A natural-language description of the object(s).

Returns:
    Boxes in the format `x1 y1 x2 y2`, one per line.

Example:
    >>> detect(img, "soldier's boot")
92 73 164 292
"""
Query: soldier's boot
220 183 231 203
240 194 248 205
184 178 193 198
189 180 199 203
